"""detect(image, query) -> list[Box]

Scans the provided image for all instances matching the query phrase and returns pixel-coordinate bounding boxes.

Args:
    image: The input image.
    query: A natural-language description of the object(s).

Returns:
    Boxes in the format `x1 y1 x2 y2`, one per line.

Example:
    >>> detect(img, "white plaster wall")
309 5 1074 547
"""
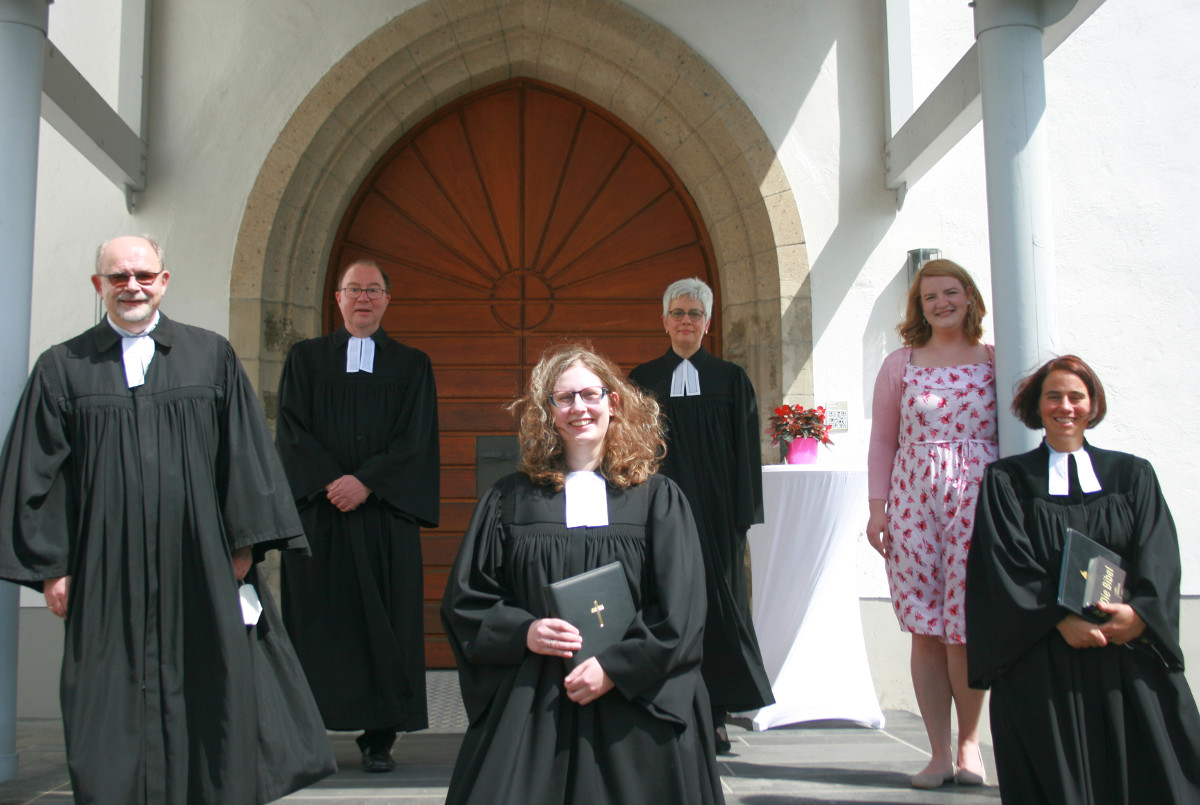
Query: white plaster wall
1043 0 1200 593
19 0 1200 719
627 1 996 601
634 0 1200 595
32 0 427 359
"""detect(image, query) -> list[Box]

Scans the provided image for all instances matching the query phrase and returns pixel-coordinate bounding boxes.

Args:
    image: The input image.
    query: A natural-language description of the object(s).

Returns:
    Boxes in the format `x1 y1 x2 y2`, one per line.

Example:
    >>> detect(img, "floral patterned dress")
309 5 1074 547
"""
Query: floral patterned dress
886 361 998 644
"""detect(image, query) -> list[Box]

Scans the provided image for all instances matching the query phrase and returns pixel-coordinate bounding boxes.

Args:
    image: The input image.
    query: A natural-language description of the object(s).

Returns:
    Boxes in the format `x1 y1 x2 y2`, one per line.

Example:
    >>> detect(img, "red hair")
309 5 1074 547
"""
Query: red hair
897 259 986 347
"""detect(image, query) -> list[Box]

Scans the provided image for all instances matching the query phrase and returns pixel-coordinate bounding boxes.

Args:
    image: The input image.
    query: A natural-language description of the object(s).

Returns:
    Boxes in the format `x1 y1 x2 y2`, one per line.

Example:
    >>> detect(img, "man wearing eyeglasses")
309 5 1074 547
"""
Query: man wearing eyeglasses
275 259 440 773
0 235 335 802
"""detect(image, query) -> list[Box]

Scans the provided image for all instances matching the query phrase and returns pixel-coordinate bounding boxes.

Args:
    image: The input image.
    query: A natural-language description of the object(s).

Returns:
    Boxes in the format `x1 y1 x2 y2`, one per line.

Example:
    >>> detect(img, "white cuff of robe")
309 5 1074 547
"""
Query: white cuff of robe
670 359 701 397
346 336 375 373
565 471 609 527
1047 446 1102 495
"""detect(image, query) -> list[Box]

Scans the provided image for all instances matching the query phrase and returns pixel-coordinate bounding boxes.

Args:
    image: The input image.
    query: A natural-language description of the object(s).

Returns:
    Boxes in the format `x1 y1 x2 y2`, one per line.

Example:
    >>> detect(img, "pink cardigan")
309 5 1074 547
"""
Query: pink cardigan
866 345 994 500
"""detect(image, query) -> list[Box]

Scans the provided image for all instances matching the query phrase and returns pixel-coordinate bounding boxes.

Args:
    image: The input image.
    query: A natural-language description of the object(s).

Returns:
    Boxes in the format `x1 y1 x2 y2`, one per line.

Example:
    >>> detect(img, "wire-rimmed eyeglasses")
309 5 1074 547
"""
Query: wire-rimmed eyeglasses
667 308 706 321
339 287 387 300
549 386 609 408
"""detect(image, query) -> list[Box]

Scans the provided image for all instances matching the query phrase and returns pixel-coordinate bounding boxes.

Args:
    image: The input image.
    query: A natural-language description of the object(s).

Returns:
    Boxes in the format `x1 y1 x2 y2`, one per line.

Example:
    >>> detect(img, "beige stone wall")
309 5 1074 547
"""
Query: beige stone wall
229 0 812 447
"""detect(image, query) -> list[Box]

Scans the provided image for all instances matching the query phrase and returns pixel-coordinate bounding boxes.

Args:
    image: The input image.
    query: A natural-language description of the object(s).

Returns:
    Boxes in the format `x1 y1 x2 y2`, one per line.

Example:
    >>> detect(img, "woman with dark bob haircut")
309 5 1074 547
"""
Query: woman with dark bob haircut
441 343 725 804
1010 354 1107 430
965 355 1200 804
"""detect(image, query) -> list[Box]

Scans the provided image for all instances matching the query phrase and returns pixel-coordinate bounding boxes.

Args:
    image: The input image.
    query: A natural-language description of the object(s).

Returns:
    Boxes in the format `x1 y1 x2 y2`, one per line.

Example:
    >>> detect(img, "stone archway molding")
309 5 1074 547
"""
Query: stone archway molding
229 0 812 426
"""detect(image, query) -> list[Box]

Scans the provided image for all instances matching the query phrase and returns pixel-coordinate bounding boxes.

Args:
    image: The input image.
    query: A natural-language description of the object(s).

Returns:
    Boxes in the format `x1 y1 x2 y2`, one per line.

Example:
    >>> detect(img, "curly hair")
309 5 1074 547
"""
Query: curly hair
509 343 665 490
897 258 986 347
1011 354 1107 430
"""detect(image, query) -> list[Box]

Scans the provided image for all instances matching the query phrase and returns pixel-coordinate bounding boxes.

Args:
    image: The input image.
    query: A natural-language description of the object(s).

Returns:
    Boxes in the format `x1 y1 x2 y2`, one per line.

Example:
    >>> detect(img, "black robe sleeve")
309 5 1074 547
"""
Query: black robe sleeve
731 365 764 530
0 353 73 588
598 476 707 726
274 343 346 503
440 481 537 723
965 461 1066 688
351 348 440 527
1123 458 1185 669
217 340 308 556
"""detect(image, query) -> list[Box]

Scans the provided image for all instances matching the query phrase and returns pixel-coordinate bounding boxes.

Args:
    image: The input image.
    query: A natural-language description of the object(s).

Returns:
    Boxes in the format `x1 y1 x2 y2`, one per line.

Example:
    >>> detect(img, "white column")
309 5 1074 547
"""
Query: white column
975 0 1060 457
0 0 49 781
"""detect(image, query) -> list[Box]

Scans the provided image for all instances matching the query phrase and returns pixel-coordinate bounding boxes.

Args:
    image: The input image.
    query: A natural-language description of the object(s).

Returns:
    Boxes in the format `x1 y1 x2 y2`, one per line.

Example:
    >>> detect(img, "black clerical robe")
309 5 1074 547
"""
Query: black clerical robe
966 442 1200 804
276 327 439 732
629 347 773 712
441 472 725 805
0 316 335 804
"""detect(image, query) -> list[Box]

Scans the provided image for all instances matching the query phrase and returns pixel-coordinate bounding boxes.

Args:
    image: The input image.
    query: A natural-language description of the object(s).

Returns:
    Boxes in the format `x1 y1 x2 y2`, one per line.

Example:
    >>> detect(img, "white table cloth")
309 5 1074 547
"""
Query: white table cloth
741 464 885 730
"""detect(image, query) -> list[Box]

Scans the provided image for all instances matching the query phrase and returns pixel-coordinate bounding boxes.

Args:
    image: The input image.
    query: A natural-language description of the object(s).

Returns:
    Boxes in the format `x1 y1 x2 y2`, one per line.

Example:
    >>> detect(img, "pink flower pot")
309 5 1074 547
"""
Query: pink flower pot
785 437 818 464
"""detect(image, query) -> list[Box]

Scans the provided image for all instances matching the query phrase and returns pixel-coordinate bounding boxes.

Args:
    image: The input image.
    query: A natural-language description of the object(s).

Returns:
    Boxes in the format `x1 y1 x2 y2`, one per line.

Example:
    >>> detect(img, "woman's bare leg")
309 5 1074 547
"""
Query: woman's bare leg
947 644 987 778
910 634 954 778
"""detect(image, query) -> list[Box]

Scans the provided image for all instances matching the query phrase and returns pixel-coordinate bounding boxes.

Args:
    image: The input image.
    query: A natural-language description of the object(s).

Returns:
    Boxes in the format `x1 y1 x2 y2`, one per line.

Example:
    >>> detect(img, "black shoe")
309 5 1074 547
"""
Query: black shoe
714 724 732 755
361 748 395 773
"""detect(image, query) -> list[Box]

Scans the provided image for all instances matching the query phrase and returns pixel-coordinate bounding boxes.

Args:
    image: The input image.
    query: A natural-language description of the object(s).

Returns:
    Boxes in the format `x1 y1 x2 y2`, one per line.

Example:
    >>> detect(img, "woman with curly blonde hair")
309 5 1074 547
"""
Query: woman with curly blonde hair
441 343 724 805
512 342 665 490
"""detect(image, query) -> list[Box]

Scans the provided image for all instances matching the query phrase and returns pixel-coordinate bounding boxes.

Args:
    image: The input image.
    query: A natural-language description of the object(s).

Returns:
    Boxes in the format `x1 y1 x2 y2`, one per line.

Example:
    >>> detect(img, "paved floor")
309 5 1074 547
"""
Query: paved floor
2 672 1000 804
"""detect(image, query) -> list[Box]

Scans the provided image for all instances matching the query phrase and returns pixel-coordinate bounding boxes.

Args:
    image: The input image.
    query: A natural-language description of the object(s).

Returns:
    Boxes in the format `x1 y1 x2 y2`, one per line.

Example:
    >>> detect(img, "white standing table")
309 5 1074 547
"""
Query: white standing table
740 464 885 731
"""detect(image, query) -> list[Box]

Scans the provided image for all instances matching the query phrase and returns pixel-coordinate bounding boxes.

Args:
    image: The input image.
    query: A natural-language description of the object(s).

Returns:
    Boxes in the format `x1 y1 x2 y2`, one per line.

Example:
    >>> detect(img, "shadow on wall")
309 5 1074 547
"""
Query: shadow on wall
738 2 902 396
861 262 910 411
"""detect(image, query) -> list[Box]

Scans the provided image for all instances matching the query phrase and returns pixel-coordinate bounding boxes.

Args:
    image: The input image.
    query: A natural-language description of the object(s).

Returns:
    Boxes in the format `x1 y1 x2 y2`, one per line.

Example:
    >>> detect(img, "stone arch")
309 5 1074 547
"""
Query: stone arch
229 0 812 426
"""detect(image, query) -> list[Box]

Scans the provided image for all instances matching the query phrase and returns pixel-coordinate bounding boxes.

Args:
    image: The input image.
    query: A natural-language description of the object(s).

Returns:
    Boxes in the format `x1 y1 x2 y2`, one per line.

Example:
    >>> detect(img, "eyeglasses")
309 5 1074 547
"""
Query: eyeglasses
339 287 387 300
550 386 609 408
99 270 164 287
667 308 706 322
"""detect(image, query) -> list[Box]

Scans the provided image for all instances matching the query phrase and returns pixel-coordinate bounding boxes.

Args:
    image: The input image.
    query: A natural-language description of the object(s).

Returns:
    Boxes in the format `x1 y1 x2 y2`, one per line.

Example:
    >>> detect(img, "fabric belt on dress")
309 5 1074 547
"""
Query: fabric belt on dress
905 438 993 447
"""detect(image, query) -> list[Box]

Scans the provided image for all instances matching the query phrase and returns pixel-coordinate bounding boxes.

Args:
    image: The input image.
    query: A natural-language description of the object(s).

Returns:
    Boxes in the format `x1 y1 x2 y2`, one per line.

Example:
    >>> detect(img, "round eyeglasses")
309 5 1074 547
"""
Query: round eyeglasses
550 386 609 408
339 287 387 300
667 308 706 322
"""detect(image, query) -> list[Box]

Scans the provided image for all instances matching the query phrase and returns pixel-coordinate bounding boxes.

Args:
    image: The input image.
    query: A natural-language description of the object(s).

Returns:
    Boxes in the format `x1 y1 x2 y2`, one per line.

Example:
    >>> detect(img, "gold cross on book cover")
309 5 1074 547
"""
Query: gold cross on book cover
545 562 636 668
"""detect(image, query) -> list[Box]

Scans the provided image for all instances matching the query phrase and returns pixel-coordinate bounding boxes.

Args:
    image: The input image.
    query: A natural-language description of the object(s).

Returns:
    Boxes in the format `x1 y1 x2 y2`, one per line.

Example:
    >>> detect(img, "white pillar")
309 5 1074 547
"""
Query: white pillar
975 0 1060 457
0 0 49 781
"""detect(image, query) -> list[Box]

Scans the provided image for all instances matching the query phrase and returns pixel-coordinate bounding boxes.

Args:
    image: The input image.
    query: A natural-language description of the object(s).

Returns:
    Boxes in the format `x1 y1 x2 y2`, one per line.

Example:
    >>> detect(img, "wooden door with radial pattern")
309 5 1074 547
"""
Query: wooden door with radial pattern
326 78 719 668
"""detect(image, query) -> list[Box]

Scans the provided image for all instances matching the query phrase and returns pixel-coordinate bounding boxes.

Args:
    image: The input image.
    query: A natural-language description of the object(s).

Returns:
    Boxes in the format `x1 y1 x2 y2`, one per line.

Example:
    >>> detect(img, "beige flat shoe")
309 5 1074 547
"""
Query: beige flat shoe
911 768 955 790
956 747 987 785
955 764 986 785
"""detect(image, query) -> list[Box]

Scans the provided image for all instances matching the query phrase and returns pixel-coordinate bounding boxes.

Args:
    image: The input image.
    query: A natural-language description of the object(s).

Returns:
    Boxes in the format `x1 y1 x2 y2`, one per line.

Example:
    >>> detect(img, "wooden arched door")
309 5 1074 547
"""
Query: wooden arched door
327 78 718 667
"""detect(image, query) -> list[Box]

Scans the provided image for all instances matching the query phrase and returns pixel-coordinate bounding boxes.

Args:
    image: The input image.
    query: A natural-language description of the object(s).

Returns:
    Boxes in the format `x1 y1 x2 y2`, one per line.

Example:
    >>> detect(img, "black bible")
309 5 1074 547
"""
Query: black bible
1057 527 1128 623
544 561 636 669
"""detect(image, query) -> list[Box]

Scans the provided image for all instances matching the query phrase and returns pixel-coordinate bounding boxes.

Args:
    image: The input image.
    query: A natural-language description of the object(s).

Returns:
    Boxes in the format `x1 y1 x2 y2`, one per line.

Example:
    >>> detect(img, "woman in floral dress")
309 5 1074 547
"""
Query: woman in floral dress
867 259 998 789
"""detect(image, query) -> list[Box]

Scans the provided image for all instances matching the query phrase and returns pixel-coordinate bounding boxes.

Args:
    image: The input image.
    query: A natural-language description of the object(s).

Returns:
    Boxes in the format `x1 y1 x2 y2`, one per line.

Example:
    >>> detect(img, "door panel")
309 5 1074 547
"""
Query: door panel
327 78 719 668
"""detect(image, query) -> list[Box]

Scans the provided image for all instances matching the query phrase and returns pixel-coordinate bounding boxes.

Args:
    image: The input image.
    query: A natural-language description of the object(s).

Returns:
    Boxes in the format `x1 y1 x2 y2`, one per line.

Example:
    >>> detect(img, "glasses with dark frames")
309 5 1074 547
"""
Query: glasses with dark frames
549 387 609 408
667 308 706 322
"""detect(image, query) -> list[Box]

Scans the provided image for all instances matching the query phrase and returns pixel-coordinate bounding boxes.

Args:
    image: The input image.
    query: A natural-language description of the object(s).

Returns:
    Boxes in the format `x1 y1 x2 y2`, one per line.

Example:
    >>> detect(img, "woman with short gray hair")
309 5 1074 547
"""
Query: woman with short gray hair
629 277 773 755
659 277 713 318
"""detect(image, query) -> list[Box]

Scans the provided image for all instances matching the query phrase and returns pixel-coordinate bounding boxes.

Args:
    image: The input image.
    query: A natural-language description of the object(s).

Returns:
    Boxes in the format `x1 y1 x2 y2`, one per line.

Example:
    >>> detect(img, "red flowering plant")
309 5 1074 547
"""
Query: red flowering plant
765 404 834 446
